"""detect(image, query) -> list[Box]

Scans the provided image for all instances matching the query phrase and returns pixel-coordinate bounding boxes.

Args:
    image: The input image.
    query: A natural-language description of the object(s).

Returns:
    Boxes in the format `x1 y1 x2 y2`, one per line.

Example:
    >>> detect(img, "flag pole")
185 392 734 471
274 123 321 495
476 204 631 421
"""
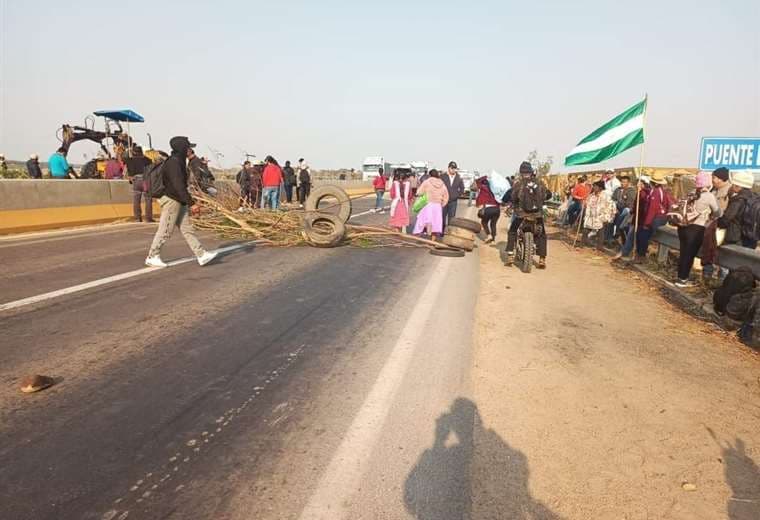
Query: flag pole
632 93 648 260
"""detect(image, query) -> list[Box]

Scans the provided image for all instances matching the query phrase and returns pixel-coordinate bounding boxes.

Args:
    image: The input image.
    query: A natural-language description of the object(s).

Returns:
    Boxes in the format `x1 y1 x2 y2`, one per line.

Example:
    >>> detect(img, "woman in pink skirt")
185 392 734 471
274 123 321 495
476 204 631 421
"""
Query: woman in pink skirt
413 169 449 238
389 171 412 231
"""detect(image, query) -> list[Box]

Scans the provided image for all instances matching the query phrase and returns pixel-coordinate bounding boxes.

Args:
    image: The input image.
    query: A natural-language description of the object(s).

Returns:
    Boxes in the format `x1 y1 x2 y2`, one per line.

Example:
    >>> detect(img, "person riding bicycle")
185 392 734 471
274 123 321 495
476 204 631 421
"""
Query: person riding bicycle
505 161 551 269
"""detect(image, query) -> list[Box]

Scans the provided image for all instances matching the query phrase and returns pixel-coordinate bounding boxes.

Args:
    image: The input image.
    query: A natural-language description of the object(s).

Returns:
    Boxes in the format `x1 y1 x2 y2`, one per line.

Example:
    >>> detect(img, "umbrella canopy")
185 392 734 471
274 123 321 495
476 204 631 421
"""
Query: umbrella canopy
93 109 145 123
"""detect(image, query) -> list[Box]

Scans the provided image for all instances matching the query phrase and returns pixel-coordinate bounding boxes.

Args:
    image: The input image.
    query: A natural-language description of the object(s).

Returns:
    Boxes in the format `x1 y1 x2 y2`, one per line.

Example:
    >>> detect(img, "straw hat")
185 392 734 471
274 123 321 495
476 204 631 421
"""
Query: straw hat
650 172 668 185
730 170 754 189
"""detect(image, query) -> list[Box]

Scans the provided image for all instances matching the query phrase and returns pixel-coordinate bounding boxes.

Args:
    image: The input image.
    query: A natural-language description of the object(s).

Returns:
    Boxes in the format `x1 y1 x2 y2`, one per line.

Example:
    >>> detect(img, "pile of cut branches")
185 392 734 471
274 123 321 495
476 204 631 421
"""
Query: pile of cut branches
190 184 450 251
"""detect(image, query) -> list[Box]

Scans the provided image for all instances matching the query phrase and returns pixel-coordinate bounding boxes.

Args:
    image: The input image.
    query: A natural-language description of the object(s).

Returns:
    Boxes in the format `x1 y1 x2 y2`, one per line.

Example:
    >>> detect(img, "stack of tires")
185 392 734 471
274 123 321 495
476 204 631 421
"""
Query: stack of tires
431 218 481 257
301 186 352 248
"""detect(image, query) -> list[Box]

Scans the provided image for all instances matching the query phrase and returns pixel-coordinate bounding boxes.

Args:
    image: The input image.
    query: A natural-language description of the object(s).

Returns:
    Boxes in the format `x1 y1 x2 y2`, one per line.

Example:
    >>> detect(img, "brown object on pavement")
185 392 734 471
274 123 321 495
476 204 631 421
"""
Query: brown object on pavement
19 374 55 394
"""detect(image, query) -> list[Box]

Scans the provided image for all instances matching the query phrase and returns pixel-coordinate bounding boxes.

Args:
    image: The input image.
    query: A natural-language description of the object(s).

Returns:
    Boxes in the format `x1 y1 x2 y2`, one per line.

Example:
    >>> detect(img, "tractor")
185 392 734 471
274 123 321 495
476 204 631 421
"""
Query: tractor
57 109 162 178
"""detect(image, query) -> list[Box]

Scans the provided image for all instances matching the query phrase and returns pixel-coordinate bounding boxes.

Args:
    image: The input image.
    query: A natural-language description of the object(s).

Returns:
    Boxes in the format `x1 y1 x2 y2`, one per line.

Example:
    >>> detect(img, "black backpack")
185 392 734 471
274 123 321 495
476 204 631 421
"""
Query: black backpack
714 266 756 315
519 180 544 212
741 192 760 242
146 159 167 199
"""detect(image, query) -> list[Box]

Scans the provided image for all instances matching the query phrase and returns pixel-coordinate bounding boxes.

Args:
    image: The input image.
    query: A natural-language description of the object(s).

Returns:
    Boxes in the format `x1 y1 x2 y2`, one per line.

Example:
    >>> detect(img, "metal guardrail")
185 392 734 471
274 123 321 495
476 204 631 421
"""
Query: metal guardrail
653 226 760 278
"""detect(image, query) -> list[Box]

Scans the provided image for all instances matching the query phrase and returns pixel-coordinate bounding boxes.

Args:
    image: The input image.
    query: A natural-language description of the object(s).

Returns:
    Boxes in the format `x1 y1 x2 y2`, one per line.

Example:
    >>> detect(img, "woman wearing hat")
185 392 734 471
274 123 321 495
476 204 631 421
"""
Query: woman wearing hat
635 172 674 262
673 171 720 287
717 170 756 248
614 176 651 261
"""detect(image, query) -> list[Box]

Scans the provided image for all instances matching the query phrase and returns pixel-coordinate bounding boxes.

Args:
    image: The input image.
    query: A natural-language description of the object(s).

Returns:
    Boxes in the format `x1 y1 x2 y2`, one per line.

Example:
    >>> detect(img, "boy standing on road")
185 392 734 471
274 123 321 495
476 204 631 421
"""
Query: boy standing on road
373 168 386 212
441 161 464 229
145 136 217 268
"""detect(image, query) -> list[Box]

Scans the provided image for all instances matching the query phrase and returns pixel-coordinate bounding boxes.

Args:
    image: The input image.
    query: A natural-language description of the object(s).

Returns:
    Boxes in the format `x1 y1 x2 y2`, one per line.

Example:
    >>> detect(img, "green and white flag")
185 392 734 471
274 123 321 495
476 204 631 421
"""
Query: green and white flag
565 97 647 166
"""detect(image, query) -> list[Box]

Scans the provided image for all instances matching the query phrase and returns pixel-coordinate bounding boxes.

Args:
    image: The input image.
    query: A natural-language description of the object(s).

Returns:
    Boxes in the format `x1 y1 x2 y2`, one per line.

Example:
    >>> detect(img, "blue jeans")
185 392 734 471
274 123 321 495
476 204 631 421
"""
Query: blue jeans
375 190 385 210
567 200 582 225
636 216 667 256
262 187 280 210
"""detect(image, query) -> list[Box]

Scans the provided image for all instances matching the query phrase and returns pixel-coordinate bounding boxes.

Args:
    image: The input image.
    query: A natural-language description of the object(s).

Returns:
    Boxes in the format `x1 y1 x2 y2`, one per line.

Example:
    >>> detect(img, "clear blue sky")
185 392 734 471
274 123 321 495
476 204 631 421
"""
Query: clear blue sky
1 0 758 173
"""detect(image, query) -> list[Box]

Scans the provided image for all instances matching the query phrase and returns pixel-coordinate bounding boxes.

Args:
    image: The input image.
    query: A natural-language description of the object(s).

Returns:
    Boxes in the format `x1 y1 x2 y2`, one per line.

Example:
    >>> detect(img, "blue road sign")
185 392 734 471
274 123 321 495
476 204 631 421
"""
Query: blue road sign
699 137 760 171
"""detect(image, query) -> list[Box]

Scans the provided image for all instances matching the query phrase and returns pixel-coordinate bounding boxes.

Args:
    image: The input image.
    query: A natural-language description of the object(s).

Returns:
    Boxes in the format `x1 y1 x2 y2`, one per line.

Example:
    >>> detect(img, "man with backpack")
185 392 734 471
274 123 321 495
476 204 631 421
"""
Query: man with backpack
719 170 757 249
144 136 217 268
505 161 550 269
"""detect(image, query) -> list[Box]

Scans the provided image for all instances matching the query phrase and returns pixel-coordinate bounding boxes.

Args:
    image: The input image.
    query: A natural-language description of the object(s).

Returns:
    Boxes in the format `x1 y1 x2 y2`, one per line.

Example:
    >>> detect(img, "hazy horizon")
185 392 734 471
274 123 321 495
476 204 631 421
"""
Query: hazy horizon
1 0 758 174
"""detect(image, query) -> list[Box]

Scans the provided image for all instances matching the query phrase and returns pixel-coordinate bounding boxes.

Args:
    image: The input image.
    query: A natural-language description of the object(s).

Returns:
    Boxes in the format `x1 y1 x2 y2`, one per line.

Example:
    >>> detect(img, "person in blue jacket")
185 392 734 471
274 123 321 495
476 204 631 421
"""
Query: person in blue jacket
48 147 71 178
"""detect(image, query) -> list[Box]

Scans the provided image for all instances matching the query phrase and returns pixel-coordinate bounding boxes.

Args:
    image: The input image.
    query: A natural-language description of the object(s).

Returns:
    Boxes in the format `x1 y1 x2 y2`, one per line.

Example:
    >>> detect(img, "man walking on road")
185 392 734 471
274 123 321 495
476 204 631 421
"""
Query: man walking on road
145 136 217 268
124 146 154 222
441 161 464 229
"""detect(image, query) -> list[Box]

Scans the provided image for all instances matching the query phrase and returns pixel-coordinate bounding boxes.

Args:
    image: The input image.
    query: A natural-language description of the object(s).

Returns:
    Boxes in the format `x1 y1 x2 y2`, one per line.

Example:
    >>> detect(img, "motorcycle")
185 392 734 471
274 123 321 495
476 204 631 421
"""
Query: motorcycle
515 212 543 273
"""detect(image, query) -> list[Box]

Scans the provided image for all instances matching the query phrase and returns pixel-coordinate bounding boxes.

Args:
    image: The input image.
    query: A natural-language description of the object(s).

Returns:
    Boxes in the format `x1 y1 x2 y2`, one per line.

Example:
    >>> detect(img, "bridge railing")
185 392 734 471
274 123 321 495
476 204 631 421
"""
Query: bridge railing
653 226 760 279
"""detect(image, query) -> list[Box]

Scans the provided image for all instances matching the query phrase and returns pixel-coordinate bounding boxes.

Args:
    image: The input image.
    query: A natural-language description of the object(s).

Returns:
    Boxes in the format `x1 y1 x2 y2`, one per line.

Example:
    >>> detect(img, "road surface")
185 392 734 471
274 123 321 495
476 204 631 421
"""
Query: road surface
1 197 758 520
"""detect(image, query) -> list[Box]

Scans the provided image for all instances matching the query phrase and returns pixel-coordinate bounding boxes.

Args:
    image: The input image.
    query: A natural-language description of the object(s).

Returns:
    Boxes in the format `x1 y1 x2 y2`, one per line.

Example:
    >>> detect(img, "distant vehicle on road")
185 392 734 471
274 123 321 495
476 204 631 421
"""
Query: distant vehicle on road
458 169 476 196
362 156 385 181
410 161 428 179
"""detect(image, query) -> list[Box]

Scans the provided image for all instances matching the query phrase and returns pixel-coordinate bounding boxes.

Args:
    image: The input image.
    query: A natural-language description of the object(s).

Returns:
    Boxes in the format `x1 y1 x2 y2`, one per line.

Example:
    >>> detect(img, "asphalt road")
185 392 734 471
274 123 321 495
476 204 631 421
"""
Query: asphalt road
0 198 480 520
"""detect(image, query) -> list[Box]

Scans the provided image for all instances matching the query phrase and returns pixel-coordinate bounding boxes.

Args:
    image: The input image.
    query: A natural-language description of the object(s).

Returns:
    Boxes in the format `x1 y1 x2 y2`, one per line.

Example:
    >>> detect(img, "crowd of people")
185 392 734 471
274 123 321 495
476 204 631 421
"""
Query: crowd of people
556 167 759 288
236 157 310 210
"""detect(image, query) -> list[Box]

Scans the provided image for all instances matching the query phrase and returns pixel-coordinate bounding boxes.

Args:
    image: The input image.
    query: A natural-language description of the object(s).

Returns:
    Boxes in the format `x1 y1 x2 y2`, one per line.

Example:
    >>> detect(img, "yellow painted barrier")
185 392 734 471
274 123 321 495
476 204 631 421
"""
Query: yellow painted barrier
0 202 161 235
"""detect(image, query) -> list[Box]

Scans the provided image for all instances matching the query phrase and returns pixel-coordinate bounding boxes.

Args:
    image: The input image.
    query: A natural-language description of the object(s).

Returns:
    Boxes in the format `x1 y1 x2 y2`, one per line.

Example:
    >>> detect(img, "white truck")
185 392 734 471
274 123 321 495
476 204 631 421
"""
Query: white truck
410 161 428 179
362 156 385 181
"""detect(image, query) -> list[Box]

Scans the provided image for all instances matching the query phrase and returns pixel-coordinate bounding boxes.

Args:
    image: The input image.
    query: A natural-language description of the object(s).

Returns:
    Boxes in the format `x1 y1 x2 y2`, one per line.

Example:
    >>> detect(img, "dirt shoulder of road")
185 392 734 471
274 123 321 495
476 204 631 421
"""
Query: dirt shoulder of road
471 222 760 520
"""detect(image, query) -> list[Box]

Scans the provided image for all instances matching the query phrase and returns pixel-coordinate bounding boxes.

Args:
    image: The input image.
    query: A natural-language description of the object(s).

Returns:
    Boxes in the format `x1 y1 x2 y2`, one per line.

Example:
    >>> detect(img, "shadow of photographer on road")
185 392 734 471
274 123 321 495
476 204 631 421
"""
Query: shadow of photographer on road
404 398 562 519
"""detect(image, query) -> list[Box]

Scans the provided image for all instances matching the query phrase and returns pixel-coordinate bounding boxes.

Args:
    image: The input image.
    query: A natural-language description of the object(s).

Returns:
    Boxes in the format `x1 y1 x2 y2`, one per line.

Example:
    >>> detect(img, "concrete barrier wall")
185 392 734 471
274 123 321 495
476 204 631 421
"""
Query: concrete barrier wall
0 179 374 235
0 179 156 234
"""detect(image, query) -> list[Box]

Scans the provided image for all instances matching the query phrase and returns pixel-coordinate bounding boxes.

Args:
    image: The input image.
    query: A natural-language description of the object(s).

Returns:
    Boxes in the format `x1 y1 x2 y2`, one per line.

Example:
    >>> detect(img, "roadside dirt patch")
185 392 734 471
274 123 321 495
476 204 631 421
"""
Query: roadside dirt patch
472 223 760 519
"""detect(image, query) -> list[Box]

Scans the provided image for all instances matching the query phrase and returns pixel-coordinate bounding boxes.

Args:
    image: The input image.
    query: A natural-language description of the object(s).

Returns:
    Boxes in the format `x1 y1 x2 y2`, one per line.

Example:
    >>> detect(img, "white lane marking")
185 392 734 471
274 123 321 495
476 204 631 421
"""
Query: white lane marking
0 241 260 312
298 256 453 520
349 206 389 220
0 222 150 244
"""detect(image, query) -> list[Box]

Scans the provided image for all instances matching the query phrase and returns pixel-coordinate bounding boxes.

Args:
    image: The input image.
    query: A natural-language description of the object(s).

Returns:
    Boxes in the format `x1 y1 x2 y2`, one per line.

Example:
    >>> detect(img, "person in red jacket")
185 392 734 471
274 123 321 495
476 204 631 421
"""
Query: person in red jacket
372 168 387 212
262 155 284 210
476 176 500 243
635 172 674 262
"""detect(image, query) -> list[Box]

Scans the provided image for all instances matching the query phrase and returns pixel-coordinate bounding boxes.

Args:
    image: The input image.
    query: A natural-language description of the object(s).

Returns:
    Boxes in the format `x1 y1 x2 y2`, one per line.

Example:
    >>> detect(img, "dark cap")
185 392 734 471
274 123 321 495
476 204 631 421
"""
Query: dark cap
519 161 534 175
712 167 730 182
169 136 196 152
448 161 458 169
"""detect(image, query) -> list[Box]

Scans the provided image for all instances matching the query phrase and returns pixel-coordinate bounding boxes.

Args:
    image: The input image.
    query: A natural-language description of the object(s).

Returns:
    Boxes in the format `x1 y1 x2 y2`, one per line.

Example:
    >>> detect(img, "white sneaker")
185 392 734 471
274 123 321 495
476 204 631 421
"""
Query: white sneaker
145 256 167 268
198 251 218 266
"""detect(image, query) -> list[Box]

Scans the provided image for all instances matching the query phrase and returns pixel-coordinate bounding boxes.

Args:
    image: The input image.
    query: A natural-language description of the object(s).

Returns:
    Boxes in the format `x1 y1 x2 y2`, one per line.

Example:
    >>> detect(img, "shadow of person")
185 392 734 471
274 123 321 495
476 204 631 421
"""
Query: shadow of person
720 437 760 519
404 398 562 520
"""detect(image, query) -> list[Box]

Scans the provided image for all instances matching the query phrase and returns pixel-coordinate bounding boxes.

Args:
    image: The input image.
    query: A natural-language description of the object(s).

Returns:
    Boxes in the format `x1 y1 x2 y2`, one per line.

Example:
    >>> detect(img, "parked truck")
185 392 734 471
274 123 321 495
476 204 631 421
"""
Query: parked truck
362 156 385 181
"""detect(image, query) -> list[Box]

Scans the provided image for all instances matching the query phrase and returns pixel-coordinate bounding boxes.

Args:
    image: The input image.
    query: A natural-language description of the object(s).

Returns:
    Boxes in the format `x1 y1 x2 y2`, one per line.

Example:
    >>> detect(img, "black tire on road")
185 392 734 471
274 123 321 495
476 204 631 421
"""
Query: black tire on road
446 225 476 241
442 233 475 251
302 212 347 248
448 217 481 233
430 248 466 258
305 185 352 223
521 231 533 273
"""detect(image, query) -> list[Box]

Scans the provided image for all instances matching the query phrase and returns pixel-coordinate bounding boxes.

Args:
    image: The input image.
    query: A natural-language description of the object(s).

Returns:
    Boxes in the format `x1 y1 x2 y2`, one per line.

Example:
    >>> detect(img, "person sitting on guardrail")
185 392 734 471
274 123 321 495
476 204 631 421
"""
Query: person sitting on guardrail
717 171 756 249
609 175 636 247
673 171 720 288
566 176 589 227
634 172 674 264
614 176 651 261
711 167 731 214
584 180 615 247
